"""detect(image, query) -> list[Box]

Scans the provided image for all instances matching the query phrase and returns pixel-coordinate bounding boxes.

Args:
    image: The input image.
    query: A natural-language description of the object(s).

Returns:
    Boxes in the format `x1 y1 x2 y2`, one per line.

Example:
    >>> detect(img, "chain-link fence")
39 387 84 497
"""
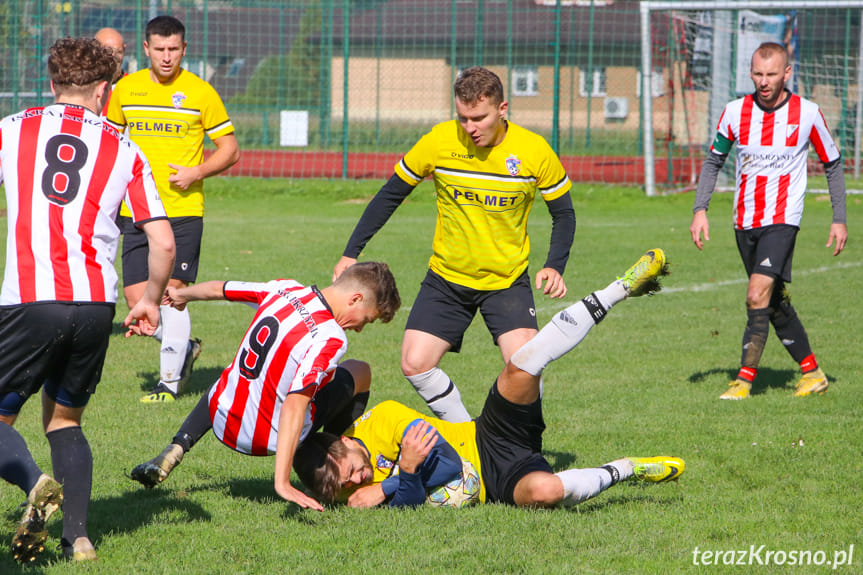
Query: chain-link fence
2 0 859 184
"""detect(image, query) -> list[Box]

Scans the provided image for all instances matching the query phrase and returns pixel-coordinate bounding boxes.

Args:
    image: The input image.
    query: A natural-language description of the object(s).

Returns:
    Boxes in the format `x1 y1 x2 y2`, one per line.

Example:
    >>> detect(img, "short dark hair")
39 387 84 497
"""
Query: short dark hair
48 38 115 92
294 432 347 504
752 42 789 68
146 15 186 41
454 66 504 106
333 261 401 323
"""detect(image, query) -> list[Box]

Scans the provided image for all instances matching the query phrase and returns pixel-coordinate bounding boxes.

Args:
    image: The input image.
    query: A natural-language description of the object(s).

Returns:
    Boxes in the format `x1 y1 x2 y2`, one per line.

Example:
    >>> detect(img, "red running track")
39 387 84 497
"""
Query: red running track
213 149 703 186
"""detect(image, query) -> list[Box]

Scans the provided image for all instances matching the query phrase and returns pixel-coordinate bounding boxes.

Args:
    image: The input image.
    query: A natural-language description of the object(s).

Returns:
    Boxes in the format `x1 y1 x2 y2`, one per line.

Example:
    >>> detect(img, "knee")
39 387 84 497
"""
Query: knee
401 352 435 378
517 476 564 508
340 359 371 394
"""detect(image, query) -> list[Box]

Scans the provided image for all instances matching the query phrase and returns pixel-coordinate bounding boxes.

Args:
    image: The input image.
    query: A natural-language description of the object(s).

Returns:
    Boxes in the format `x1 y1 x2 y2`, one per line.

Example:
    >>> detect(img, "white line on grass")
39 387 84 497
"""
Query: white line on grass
662 259 863 294
324 260 863 315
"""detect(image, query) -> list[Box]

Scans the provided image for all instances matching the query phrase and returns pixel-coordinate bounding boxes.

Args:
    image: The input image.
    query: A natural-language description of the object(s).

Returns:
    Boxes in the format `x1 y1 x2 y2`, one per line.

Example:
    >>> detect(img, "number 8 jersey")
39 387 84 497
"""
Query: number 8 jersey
208 280 349 456
0 104 166 305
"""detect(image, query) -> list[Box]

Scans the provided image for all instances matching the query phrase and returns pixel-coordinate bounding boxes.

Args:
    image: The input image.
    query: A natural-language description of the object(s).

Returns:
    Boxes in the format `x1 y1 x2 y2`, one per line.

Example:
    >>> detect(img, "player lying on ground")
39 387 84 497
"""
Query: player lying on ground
128 262 400 510
296 250 684 508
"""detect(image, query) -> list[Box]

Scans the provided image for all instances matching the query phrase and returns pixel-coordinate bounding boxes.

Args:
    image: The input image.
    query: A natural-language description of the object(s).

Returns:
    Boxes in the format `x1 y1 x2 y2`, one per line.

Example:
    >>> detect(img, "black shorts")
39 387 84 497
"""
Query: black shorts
405 269 538 353
0 302 114 414
735 224 798 284
475 380 552 505
308 367 356 433
119 215 203 285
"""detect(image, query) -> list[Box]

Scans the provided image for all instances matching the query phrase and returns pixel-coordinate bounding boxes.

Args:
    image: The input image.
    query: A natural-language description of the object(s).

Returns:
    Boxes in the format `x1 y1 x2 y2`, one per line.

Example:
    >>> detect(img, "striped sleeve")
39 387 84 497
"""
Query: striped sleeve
124 148 167 224
224 280 280 304
809 108 841 164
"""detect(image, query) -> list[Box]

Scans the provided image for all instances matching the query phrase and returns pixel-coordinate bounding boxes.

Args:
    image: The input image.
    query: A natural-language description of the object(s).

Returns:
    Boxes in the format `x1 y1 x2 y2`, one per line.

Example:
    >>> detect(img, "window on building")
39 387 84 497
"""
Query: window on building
511 67 539 97
579 67 607 97
225 58 246 79
636 68 665 97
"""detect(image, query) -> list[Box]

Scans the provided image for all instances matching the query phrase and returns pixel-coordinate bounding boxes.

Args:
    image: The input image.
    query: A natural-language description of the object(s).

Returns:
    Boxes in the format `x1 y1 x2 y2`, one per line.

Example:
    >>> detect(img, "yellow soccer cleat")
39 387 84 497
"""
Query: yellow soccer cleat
619 249 669 297
793 368 828 397
720 379 752 400
629 456 685 483
140 382 177 403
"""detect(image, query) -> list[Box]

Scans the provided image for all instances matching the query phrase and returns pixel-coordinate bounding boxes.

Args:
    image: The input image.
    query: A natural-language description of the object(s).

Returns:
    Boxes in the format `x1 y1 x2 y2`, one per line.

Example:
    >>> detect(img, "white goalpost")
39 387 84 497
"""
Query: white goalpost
639 0 863 196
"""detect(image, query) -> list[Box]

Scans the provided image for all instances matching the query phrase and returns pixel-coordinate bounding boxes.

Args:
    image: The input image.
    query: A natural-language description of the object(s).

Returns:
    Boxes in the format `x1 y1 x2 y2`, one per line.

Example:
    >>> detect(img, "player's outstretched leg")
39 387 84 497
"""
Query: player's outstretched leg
512 249 668 377
11 474 63 563
553 455 683 507
130 444 185 488
131 391 212 488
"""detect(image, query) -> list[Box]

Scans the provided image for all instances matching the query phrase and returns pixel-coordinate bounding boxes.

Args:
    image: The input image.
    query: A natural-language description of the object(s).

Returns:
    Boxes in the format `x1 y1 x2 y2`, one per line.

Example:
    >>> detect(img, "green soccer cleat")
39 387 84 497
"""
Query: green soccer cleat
130 444 185 488
619 249 669 297
629 456 685 483
12 475 63 563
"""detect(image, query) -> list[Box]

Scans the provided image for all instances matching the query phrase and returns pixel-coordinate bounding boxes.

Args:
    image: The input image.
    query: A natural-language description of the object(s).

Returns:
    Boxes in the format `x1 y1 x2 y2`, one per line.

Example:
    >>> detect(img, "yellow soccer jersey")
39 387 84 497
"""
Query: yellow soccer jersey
106 68 234 217
346 400 486 503
394 120 571 290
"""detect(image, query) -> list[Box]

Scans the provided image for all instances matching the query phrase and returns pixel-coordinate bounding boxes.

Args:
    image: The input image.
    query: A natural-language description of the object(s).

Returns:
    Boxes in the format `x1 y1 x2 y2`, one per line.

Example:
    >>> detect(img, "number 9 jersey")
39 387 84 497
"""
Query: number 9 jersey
207 280 349 456
0 104 166 305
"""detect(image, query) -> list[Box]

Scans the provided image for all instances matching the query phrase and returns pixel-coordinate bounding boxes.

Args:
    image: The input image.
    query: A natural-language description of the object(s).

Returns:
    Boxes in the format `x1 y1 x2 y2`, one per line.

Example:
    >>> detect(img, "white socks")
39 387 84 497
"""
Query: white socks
511 281 628 377
158 305 191 393
406 367 471 422
555 459 634 506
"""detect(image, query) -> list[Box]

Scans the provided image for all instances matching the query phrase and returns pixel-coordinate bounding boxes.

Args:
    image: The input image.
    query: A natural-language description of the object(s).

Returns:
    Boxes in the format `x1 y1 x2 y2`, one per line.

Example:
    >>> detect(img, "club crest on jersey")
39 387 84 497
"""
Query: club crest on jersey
786 124 799 138
505 155 521 176
375 454 395 471
172 92 187 109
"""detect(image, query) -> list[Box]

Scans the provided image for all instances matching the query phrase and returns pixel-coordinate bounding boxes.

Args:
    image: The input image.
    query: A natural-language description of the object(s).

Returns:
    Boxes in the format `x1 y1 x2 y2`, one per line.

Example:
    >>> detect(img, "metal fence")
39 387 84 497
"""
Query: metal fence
1 0 859 184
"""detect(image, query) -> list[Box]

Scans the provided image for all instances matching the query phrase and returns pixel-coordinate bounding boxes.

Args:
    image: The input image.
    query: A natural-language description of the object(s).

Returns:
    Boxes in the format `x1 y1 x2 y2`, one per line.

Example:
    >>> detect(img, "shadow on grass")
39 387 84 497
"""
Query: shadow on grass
687 366 799 396
572 490 684 514
1 488 211 570
134 365 224 395
544 449 578 471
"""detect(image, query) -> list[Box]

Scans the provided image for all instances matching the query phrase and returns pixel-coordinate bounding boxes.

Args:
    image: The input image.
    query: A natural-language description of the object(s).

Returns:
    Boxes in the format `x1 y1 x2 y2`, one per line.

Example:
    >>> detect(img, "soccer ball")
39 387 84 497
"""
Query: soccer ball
426 458 481 509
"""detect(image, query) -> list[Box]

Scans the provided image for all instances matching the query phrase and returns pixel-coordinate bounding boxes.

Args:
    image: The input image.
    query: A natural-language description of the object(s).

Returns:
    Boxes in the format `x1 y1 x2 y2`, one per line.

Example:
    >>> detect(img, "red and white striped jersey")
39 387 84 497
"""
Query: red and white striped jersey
208 280 349 456
712 93 840 230
0 104 165 305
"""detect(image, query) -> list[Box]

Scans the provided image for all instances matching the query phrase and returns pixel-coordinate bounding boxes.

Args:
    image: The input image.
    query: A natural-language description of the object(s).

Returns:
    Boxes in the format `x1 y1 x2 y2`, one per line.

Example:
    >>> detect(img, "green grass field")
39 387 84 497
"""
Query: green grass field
1 179 860 574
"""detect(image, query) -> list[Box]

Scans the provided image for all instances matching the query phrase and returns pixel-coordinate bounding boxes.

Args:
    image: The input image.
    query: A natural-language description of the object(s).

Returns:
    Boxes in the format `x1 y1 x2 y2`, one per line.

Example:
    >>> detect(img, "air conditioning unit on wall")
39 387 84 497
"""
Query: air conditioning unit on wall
604 97 628 120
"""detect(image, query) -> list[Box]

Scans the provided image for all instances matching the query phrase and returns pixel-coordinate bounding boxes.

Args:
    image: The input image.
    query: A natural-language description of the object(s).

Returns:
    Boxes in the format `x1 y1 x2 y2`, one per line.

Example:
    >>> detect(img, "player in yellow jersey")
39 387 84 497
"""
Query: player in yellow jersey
332 67 575 423
299 250 683 509
106 15 240 403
